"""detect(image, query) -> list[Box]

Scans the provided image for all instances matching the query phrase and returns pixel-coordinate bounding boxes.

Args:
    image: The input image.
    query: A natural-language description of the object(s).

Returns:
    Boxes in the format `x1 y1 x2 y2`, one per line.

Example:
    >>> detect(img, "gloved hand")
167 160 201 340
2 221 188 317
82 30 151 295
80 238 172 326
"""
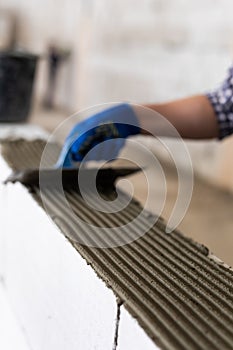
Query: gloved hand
57 103 140 167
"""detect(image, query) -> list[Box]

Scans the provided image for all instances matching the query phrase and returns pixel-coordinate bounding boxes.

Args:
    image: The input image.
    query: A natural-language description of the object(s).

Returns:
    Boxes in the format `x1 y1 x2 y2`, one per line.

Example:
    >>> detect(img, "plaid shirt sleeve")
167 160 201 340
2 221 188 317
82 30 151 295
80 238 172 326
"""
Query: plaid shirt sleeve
206 65 233 139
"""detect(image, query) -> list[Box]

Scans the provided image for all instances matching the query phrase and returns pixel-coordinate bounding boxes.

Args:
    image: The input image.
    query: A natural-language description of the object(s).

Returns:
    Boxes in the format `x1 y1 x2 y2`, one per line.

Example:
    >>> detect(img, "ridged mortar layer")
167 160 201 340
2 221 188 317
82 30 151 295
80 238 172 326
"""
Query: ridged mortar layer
2 139 233 350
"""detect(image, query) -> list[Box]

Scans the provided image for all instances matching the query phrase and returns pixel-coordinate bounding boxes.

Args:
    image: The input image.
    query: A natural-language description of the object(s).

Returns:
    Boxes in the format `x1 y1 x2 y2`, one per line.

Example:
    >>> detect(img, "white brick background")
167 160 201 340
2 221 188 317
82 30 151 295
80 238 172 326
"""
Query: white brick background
2 0 233 187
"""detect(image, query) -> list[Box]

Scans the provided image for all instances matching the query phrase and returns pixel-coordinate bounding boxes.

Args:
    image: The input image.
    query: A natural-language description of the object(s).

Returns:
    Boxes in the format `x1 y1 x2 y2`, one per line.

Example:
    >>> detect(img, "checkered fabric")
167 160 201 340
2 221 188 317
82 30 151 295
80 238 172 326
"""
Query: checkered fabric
206 65 233 139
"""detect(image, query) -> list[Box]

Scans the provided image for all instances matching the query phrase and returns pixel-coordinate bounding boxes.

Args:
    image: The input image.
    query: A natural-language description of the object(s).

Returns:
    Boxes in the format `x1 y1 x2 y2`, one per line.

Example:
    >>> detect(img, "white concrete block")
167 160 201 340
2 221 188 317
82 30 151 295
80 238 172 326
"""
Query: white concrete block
0 150 12 281
0 285 30 350
2 161 117 350
118 306 159 350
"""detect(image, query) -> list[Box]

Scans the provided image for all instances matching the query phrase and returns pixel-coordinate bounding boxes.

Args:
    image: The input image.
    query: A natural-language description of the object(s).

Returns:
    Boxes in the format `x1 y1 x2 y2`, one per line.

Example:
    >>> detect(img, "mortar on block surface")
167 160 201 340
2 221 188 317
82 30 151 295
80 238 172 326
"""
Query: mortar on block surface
2 138 233 350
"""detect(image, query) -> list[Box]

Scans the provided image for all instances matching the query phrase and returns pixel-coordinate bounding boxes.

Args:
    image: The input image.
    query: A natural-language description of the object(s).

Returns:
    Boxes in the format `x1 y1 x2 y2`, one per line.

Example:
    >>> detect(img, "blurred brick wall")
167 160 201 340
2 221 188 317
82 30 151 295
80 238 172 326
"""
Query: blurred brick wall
85 0 233 105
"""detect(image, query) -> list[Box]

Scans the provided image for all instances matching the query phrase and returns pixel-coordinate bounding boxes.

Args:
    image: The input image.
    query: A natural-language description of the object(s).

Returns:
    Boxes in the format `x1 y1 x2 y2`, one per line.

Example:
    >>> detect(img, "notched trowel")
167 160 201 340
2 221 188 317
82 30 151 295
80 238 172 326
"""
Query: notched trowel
4 167 141 193
4 124 141 192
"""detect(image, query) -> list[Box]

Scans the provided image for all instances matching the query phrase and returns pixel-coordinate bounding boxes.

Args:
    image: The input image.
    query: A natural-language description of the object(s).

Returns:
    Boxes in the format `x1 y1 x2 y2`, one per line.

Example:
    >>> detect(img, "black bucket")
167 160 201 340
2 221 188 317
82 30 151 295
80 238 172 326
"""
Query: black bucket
0 51 38 122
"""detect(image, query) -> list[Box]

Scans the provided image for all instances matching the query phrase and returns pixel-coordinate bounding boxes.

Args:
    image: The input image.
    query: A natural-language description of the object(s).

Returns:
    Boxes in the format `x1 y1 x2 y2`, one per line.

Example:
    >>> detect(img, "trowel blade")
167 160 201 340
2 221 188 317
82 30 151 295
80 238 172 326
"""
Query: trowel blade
4 167 141 190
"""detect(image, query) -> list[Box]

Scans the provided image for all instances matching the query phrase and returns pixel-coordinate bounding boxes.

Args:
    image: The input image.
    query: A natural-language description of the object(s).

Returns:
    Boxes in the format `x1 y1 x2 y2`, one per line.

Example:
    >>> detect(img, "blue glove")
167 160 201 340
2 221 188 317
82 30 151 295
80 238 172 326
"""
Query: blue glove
57 103 140 167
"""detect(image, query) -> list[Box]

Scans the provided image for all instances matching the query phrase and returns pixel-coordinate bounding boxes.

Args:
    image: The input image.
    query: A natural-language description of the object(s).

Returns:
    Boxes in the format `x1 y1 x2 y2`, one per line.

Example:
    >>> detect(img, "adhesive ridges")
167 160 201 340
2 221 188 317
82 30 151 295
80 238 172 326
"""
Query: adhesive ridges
2 139 233 350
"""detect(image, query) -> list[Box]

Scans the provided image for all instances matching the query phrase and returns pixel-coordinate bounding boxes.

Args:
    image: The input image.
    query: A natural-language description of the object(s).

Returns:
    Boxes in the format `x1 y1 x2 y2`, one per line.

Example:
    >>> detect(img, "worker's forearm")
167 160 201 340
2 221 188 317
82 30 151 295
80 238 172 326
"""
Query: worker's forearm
136 95 219 139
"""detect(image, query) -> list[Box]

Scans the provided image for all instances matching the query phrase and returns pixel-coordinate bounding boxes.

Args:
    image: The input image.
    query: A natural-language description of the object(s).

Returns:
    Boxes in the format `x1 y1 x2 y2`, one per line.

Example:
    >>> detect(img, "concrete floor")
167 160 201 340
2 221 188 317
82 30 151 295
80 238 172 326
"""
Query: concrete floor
29 106 233 266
